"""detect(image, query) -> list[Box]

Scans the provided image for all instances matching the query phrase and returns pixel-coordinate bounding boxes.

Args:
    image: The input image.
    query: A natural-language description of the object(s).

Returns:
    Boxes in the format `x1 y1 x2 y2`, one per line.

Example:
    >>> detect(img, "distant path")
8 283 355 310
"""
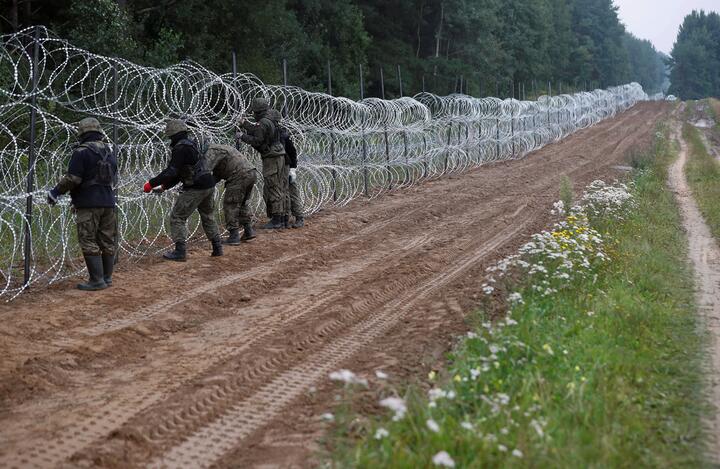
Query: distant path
670 121 720 464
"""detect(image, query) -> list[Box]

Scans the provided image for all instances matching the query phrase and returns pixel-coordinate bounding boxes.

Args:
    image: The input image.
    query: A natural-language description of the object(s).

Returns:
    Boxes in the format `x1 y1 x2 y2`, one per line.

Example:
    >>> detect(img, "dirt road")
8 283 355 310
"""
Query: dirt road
0 102 668 468
671 119 720 464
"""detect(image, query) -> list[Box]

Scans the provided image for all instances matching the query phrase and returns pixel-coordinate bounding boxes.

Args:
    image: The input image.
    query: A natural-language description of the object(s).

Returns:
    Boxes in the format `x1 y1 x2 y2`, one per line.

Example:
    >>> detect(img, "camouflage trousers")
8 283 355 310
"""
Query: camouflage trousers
261 155 288 217
76 207 117 256
223 170 257 230
169 187 219 242
286 165 305 218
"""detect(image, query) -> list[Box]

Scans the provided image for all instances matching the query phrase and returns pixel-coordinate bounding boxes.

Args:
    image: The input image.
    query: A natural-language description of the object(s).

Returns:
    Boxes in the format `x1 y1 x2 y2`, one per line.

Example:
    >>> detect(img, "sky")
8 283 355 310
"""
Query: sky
614 0 719 54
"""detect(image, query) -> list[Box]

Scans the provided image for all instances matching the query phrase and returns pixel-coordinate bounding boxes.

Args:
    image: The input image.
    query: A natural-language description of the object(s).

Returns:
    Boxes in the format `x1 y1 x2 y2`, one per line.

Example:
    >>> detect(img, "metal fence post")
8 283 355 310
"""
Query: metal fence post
359 64 368 197
397 64 403 97
327 60 337 202
23 25 40 287
112 62 120 265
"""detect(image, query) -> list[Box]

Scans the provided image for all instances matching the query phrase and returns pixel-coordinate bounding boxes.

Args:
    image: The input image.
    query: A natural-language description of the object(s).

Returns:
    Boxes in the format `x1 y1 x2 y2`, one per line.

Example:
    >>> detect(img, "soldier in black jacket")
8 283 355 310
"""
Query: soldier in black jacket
143 119 222 261
47 117 118 291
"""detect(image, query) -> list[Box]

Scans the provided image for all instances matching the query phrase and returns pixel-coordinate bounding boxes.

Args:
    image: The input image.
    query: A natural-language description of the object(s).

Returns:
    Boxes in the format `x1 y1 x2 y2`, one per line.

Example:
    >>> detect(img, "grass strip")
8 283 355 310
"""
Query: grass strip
330 126 707 468
683 122 720 241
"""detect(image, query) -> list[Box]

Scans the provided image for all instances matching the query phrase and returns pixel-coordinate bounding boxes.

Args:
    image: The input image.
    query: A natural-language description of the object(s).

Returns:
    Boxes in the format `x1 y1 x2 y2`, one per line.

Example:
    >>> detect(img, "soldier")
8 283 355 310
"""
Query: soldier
237 98 288 230
202 143 258 245
143 119 222 261
278 113 305 229
46 117 118 291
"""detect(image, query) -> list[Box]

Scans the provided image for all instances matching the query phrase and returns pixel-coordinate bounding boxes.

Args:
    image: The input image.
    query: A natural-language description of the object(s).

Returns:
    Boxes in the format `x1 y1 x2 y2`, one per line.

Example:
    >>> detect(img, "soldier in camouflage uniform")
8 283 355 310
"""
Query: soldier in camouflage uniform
270 108 305 229
203 144 258 245
238 98 289 230
143 119 222 261
47 117 118 291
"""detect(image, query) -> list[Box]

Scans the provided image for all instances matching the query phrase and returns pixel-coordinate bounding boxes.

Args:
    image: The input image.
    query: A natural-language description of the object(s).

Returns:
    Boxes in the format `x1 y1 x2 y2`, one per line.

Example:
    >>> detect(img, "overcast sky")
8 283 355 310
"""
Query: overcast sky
614 0 719 54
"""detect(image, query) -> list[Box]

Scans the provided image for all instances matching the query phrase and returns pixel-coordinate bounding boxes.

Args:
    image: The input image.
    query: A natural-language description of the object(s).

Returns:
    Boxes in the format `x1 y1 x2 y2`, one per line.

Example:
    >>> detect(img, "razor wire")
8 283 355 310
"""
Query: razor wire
0 26 647 299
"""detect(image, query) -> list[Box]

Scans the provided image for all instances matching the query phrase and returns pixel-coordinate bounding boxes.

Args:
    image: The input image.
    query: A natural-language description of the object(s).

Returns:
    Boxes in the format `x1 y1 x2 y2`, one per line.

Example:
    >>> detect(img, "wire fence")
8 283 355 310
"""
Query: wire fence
0 26 647 300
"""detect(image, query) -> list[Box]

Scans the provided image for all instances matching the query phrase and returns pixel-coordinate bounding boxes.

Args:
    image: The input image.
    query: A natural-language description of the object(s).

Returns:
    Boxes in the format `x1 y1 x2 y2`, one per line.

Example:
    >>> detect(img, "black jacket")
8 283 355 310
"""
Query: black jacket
51 132 117 208
149 132 215 190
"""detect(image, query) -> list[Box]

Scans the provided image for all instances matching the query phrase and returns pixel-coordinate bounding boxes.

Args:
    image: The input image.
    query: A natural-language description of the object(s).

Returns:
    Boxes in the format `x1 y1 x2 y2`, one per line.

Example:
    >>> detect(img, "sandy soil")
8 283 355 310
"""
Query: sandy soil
671 119 720 464
0 102 668 469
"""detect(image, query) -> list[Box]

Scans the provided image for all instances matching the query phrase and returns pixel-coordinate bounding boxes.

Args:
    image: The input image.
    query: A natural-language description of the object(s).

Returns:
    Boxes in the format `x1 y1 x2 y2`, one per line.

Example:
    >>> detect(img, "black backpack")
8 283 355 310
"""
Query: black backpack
80 142 117 188
177 138 212 184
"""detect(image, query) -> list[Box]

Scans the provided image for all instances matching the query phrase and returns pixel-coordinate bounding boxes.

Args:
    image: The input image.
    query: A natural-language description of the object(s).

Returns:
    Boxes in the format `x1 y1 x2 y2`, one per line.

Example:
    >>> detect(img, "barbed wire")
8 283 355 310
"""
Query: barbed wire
0 26 647 300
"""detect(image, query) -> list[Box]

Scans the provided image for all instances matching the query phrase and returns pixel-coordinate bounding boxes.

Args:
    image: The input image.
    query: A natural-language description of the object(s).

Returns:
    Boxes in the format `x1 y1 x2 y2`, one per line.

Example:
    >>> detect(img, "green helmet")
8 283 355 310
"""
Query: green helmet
77 117 102 136
163 118 188 139
251 97 269 113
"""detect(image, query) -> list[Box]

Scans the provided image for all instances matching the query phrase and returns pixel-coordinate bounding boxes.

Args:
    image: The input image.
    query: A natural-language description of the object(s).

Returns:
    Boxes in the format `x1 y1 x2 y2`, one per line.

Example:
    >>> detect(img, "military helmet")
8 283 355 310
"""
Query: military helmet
77 117 102 136
251 97 269 113
163 118 188 139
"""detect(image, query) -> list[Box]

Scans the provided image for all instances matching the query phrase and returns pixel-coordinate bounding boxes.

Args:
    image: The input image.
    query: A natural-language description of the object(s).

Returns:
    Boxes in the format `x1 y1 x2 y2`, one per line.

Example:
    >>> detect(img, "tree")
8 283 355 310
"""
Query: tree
669 10 720 99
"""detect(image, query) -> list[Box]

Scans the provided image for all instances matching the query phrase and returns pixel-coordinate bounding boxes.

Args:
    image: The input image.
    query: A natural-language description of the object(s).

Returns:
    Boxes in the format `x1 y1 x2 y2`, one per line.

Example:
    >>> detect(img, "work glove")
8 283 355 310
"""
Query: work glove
289 168 297 184
143 181 153 193
47 190 58 206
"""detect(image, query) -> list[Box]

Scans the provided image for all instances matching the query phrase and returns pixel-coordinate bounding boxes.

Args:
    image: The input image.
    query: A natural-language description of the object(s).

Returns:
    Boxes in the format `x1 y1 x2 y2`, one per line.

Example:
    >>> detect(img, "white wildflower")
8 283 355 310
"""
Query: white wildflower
426 419 440 433
375 370 389 380
508 292 524 305
432 451 456 468
512 449 524 458
329 369 368 386
461 421 474 431
374 427 389 439
321 413 334 421
379 397 407 421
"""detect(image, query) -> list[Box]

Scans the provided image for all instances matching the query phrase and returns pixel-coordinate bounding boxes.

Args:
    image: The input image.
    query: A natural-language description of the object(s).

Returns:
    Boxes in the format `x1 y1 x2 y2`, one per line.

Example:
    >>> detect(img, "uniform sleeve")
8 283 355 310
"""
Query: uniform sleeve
52 149 84 195
240 121 269 147
149 146 185 187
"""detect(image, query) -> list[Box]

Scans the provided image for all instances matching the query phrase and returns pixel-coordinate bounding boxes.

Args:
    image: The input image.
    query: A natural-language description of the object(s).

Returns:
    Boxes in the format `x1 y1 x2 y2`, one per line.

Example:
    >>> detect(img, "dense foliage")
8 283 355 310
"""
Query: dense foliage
669 10 720 100
5 0 666 98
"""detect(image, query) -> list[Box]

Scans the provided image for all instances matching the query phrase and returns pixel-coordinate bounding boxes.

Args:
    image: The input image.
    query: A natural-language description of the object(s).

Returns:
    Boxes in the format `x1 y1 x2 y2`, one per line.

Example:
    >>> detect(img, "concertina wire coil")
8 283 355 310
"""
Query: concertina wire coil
0 26 647 299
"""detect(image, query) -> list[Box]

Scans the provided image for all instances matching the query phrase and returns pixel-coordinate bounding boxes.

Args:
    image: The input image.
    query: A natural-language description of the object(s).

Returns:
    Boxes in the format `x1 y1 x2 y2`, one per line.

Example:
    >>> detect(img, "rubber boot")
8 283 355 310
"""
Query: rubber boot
211 236 224 257
292 216 305 229
77 255 108 291
260 215 284 230
241 223 256 242
102 254 115 287
222 228 241 246
163 241 187 262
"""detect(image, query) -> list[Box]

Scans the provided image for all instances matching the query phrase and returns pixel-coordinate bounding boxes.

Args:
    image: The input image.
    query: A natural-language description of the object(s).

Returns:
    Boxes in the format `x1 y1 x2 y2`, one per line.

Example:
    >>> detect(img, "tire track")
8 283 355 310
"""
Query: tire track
151 210 534 468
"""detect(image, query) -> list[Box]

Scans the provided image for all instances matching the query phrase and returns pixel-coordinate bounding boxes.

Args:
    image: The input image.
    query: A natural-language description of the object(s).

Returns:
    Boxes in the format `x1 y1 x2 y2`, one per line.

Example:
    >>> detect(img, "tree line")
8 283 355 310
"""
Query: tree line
5 0 667 99
669 10 720 100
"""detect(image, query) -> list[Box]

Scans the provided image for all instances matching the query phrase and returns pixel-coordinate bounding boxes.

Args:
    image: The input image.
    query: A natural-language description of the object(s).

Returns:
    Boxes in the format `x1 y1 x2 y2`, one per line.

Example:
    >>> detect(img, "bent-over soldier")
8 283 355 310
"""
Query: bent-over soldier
203 144 258 245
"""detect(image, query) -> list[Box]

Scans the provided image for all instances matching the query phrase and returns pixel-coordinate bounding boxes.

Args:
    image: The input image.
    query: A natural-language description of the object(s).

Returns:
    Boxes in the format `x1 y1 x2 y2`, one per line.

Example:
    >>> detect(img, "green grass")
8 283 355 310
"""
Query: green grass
683 122 720 241
328 127 708 468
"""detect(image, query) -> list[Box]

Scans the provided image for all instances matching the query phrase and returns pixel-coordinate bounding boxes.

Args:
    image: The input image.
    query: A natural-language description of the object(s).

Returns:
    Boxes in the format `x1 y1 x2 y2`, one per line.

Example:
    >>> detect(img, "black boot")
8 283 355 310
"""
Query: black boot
211 236 223 257
292 216 305 229
241 223 256 242
283 215 291 229
222 228 241 246
102 254 115 287
260 215 284 230
77 255 108 291
163 241 187 262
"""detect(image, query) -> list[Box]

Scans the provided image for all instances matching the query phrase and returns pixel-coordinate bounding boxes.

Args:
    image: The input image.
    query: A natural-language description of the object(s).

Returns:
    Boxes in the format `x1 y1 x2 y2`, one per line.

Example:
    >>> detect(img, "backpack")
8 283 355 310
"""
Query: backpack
176 138 212 185
79 142 117 188
279 126 297 167
259 117 287 158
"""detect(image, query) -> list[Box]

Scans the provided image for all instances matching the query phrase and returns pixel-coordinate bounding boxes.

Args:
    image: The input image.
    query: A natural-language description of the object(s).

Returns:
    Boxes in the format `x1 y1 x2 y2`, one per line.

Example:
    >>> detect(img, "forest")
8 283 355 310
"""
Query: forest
5 0 667 99
669 10 720 100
